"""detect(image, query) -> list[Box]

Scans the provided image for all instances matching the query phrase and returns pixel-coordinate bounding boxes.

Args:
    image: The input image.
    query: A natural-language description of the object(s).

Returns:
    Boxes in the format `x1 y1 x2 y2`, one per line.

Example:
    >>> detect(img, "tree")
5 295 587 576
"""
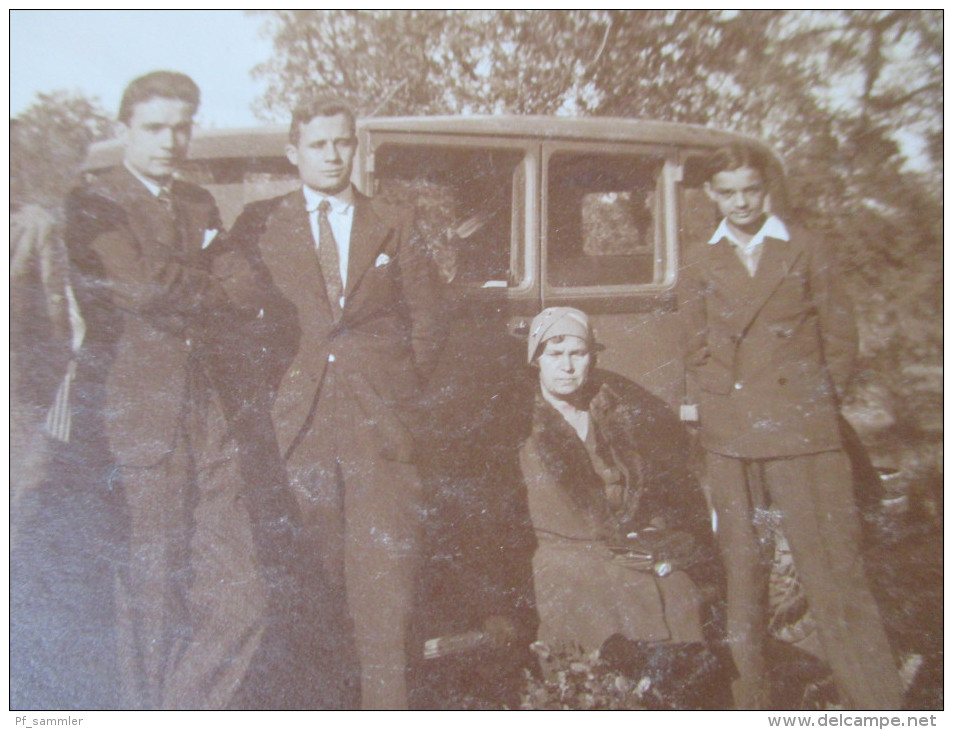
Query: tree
250 10 480 118
11 90 114 211
249 9 942 423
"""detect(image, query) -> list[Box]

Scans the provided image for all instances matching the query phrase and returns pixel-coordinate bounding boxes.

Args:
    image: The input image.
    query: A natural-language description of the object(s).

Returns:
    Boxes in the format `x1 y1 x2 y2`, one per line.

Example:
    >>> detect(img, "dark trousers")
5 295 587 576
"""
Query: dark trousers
115 393 265 710
706 449 901 710
287 367 425 710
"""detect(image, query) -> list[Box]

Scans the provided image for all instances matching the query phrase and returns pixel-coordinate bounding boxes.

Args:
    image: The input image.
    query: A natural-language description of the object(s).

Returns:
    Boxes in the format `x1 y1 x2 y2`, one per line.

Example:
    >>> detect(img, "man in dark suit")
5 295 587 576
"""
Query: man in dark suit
218 95 443 709
63 71 265 709
679 144 901 709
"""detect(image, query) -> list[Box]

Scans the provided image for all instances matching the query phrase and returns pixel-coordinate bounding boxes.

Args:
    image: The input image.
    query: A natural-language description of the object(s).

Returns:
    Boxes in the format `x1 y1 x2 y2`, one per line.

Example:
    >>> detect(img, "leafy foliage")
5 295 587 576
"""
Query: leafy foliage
251 9 941 428
520 643 647 710
11 90 114 211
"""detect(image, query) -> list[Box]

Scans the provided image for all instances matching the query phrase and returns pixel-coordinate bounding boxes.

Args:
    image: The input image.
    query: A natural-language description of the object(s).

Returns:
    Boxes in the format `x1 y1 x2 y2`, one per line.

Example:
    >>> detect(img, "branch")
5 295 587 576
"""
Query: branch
587 16 613 70
368 78 409 118
868 80 943 112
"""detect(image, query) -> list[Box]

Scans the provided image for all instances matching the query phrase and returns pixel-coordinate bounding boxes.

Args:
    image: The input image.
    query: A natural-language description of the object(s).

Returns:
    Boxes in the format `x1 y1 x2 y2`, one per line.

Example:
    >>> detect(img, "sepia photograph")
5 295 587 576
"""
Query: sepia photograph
10 9 942 718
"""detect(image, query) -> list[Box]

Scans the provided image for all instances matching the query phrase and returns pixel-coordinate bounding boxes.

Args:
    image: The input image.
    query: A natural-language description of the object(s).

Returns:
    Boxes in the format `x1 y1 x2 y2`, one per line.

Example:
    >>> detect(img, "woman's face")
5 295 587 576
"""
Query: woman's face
537 335 592 400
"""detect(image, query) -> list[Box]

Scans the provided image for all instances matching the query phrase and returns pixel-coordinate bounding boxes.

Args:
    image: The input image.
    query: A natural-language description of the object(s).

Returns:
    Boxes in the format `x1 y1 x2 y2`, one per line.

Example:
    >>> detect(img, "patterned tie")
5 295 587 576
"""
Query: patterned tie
316 199 344 319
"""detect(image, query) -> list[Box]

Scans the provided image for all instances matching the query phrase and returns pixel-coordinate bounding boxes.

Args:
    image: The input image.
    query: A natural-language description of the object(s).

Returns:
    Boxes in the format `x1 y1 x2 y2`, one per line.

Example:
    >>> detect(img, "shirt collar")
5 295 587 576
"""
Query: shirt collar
708 214 790 250
124 161 169 198
303 184 355 213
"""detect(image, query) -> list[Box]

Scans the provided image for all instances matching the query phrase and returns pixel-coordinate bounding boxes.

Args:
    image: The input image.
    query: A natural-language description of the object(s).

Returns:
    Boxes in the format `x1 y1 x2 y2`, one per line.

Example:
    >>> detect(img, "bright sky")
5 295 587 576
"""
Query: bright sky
10 10 273 128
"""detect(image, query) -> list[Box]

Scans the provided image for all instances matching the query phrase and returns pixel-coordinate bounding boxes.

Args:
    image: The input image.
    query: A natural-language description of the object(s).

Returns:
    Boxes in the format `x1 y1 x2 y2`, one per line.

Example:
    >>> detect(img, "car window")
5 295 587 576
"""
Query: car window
546 151 665 288
372 144 526 287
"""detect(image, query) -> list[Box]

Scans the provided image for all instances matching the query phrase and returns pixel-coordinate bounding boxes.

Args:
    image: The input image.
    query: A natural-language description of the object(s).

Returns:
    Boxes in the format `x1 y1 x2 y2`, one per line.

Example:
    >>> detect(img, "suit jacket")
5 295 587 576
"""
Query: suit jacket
217 187 442 463
64 166 227 466
679 223 858 458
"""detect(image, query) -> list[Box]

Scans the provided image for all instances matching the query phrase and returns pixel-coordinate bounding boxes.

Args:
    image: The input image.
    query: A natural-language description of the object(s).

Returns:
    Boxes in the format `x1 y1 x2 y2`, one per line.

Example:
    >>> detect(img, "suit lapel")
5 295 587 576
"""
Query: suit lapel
705 241 755 333
707 236 804 334
257 192 341 457
344 194 390 300
739 236 805 329
104 167 178 250
259 192 334 323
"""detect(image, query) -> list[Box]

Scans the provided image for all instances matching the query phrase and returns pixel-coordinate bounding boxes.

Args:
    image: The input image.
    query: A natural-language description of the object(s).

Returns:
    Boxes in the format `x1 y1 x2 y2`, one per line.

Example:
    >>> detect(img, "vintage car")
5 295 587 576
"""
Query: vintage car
84 115 787 410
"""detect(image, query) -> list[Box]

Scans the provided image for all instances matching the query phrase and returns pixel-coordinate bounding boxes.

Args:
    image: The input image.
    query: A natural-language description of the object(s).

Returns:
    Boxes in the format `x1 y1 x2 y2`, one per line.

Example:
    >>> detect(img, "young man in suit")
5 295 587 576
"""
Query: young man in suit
63 71 265 709
218 96 443 709
679 144 901 709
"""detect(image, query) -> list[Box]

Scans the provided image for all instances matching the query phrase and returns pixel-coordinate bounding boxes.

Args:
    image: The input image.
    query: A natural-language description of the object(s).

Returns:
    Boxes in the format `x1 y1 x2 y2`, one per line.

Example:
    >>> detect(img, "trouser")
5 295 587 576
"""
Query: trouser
705 449 901 710
114 400 266 710
287 372 425 710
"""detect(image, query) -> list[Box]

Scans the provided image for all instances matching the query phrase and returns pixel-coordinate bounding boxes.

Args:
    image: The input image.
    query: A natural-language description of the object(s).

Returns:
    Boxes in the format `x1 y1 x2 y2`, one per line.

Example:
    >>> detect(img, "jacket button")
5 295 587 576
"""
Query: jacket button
733 382 743 390
328 353 336 363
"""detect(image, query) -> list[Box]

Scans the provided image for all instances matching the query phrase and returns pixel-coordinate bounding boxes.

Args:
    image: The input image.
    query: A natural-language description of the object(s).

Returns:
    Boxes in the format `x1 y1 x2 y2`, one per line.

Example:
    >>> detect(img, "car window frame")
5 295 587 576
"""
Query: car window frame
540 139 680 304
360 130 540 299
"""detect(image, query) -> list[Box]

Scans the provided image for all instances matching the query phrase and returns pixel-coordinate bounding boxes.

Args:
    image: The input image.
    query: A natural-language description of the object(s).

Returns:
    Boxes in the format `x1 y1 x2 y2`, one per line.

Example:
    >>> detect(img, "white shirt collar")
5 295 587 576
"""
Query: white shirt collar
123 161 168 198
302 184 355 213
708 214 790 250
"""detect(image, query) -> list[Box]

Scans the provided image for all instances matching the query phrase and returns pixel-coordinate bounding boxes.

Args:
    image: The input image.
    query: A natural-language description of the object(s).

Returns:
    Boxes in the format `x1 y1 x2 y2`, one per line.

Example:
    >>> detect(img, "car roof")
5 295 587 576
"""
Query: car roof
82 115 777 172
361 115 763 148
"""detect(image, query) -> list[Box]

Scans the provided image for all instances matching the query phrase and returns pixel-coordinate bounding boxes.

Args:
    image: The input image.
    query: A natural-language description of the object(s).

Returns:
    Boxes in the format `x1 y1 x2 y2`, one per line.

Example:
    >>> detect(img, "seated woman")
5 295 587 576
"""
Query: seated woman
520 307 723 661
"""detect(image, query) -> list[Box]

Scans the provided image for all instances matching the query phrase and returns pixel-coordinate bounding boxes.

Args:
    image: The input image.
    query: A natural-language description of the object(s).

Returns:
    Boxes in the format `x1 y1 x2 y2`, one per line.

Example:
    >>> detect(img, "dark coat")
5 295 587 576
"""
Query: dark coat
61 166 269 710
521 372 720 587
214 186 444 709
679 224 858 458
215 187 443 463
64 166 227 466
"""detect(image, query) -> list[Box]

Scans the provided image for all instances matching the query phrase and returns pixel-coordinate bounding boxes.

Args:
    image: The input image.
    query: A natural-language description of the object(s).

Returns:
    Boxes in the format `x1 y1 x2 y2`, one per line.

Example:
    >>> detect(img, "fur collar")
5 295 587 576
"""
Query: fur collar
528 381 646 538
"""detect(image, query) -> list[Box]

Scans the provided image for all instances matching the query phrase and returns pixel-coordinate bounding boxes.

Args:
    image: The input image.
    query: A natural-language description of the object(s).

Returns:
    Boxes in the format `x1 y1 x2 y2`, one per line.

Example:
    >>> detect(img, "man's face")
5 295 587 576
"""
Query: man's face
286 113 357 195
537 335 592 401
705 166 767 237
120 96 195 184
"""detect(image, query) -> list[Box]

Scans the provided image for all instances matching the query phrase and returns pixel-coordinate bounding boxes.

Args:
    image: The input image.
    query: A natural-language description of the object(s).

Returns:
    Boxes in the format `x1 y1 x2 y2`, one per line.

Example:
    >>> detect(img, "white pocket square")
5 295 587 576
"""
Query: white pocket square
375 253 392 267
202 228 219 249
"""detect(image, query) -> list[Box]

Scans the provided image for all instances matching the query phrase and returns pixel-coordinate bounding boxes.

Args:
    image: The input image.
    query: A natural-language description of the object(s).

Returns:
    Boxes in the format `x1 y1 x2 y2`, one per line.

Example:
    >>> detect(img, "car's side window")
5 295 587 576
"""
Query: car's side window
546 151 664 288
372 144 526 288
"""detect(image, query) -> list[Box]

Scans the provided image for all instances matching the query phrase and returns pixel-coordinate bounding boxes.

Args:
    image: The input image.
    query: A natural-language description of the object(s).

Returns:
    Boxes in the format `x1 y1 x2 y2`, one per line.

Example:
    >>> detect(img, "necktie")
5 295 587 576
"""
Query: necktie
158 187 186 247
316 199 344 319
157 188 175 216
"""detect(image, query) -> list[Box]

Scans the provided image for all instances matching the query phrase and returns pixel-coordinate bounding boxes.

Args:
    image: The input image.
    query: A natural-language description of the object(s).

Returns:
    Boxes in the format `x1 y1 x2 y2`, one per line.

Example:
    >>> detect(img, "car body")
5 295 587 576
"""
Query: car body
84 115 786 410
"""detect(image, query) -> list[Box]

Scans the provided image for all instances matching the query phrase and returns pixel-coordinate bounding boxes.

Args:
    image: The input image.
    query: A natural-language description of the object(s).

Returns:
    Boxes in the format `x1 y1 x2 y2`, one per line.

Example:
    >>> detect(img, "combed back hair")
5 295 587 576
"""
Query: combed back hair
118 71 200 124
289 95 357 145
707 143 770 182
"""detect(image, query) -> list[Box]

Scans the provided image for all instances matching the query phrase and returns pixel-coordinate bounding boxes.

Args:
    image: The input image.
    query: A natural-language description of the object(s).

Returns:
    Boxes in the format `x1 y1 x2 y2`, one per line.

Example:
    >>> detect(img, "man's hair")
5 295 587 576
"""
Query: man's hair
707 143 770 181
289 95 357 145
118 71 200 124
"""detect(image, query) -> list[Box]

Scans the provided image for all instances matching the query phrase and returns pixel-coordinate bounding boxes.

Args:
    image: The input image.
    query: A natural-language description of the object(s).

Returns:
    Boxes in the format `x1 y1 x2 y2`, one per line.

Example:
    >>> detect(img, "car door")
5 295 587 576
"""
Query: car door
539 140 687 407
